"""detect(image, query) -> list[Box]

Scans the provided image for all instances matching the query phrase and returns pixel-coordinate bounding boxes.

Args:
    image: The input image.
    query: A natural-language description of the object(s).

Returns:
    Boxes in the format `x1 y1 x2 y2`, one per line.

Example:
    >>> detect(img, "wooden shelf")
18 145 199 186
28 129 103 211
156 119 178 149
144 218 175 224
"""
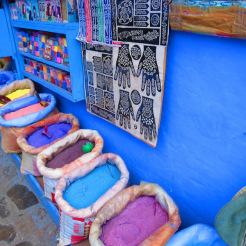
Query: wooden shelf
23 71 79 102
20 51 70 72
12 20 78 34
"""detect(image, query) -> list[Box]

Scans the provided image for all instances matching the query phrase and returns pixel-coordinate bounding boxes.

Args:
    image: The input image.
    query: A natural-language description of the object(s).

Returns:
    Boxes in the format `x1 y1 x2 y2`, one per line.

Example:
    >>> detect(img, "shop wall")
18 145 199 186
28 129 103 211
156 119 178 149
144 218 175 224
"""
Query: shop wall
41 31 246 227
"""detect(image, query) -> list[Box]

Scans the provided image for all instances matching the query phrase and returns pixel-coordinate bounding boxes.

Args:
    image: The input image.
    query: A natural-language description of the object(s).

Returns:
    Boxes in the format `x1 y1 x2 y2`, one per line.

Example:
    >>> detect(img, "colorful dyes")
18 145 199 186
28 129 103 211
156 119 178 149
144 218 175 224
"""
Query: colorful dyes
0 89 31 106
63 163 121 209
101 196 169 246
26 122 72 148
46 139 94 169
4 103 45 120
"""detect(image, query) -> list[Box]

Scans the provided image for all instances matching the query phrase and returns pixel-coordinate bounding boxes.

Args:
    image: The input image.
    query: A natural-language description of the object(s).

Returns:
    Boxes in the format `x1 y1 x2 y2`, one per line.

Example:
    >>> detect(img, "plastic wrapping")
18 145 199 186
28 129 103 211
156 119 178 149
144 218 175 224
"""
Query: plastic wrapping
37 129 104 201
215 186 246 246
89 183 181 246
166 224 226 246
0 93 57 153
0 79 35 107
17 113 79 176
0 71 15 88
55 153 129 245
170 1 246 38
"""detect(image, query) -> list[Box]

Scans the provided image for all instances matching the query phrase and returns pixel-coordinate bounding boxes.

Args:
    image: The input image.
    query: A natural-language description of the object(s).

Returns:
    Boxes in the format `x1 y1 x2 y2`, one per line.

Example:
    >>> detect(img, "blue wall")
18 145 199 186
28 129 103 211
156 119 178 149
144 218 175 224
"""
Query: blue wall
41 31 246 227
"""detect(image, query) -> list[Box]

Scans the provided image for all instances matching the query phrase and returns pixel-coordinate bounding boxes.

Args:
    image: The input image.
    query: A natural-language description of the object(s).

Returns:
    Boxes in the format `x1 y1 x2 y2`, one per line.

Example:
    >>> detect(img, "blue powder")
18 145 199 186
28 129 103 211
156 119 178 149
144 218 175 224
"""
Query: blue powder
63 163 121 209
27 122 72 148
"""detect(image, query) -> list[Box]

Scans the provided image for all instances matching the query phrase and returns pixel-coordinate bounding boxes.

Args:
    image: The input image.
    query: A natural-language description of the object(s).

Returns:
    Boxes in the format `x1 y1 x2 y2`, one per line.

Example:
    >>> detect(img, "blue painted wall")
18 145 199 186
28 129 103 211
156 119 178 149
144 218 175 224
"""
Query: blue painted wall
41 31 246 227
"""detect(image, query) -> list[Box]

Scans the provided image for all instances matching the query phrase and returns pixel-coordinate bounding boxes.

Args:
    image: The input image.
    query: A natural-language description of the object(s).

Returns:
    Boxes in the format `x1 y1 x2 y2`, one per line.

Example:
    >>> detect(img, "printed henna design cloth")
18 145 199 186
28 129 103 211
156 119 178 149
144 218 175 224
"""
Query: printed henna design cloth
83 0 169 147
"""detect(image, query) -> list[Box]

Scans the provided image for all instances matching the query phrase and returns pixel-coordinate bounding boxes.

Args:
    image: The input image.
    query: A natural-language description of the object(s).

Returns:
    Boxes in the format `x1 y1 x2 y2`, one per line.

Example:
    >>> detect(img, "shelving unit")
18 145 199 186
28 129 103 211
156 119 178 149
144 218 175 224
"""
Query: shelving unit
4 0 85 102
11 154 59 226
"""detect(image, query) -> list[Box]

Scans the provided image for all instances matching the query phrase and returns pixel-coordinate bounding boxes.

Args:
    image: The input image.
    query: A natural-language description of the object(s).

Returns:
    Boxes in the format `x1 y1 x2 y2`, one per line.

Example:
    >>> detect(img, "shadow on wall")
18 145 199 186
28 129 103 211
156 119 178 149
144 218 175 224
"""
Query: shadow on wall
38 30 246 227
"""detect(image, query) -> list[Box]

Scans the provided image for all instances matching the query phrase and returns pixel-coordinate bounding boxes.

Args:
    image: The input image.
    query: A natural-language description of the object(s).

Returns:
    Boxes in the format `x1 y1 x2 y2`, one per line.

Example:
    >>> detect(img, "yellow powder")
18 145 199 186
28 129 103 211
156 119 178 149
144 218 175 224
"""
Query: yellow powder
0 89 30 106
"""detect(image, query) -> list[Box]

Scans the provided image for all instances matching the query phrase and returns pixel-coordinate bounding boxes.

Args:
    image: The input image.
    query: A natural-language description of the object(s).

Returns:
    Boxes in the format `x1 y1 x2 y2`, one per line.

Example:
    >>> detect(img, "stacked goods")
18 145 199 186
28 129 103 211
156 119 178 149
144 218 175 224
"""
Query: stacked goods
17 113 79 175
90 183 181 246
8 0 78 23
170 0 246 38
17 30 69 65
55 153 129 245
0 71 15 88
37 129 104 202
24 58 71 92
0 79 35 107
0 93 57 153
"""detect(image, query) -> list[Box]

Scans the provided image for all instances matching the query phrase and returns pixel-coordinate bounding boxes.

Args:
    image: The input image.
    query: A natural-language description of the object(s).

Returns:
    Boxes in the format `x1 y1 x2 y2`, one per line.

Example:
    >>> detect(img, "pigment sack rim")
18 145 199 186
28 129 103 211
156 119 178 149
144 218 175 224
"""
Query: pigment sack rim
0 93 56 127
36 129 104 179
0 79 35 106
17 113 80 155
55 153 129 218
89 182 181 246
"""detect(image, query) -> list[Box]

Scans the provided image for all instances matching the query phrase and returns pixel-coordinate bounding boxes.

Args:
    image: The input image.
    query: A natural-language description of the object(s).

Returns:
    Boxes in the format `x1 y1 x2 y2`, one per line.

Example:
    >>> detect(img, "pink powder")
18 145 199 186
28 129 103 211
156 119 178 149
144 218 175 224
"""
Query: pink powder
4 103 45 120
101 196 169 246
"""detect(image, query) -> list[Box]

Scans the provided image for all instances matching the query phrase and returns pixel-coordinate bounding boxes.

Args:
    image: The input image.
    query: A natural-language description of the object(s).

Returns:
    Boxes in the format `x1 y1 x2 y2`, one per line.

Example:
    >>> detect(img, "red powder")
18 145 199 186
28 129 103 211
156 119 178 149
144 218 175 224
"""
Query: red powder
4 103 45 120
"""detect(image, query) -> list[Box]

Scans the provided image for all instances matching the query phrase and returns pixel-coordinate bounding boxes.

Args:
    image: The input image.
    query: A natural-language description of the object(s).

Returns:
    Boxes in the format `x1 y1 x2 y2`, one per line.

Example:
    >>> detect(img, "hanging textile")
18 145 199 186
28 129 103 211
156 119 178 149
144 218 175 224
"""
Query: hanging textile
170 0 246 38
77 0 170 147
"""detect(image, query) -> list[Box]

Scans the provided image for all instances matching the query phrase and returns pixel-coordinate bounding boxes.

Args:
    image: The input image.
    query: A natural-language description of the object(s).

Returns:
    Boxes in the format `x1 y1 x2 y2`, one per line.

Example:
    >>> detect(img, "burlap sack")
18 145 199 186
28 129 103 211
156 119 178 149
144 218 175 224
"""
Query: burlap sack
55 153 129 246
0 79 35 107
0 93 57 153
37 129 104 201
17 113 79 176
89 183 181 246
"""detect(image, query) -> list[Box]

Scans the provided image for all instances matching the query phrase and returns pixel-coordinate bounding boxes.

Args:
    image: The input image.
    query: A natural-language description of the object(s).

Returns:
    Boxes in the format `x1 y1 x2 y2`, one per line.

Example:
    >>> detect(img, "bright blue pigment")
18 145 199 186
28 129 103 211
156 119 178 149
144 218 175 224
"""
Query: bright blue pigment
27 122 72 148
63 163 121 209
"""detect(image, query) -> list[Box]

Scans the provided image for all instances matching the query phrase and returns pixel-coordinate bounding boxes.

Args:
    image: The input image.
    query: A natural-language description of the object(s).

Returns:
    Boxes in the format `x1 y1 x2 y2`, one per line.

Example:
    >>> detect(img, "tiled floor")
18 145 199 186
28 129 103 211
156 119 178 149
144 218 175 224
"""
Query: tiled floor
0 147 90 246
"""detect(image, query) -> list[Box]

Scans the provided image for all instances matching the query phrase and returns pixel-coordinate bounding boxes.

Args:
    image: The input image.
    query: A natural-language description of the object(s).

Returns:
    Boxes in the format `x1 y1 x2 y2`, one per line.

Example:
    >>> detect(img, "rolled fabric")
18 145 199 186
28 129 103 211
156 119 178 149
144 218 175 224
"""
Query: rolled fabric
37 129 104 201
0 79 35 107
17 113 79 176
55 153 129 246
215 186 246 246
89 182 181 246
166 224 226 246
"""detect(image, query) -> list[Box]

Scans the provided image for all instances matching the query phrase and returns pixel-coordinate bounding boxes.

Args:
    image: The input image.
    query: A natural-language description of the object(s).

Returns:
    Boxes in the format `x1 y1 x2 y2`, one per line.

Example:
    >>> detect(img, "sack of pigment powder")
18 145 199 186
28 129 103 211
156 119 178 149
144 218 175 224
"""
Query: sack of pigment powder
166 224 226 246
55 153 129 246
0 79 35 108
37 129 104 202
89 183 181 246
0 93 57 153
17 113 79 176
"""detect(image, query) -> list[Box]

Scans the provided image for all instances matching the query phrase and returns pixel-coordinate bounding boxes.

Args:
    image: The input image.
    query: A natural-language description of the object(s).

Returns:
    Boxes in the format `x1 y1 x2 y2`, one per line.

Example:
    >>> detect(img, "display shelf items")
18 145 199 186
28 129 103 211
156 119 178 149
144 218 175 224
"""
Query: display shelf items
17 29 69 66
8 0 78 23
24 57 71 92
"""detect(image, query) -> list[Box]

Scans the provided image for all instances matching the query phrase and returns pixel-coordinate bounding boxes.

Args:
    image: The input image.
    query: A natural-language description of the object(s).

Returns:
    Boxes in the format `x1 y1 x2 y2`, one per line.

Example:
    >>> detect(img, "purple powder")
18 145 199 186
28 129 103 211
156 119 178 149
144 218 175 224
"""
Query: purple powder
27 122 72 148
46 139 93 169
101 196 169 246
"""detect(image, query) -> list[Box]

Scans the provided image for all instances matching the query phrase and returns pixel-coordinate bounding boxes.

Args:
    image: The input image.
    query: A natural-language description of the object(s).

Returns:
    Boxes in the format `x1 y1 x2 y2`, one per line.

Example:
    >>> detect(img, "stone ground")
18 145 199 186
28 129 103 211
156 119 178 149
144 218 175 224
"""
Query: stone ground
0 148 89 246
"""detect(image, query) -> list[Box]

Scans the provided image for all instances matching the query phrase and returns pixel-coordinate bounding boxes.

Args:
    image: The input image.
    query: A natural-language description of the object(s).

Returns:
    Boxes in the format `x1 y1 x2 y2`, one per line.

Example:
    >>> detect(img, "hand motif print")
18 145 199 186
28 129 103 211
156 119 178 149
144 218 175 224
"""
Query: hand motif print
137 45 161 96
114 44 136 89
136 96 156 141
116 90 135 129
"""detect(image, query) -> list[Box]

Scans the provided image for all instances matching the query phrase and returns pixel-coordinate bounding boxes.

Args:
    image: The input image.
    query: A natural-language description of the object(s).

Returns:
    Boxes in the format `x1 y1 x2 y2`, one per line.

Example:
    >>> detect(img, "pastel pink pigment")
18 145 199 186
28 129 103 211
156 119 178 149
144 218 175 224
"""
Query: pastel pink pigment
4 103 45 120
100 196 169 246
